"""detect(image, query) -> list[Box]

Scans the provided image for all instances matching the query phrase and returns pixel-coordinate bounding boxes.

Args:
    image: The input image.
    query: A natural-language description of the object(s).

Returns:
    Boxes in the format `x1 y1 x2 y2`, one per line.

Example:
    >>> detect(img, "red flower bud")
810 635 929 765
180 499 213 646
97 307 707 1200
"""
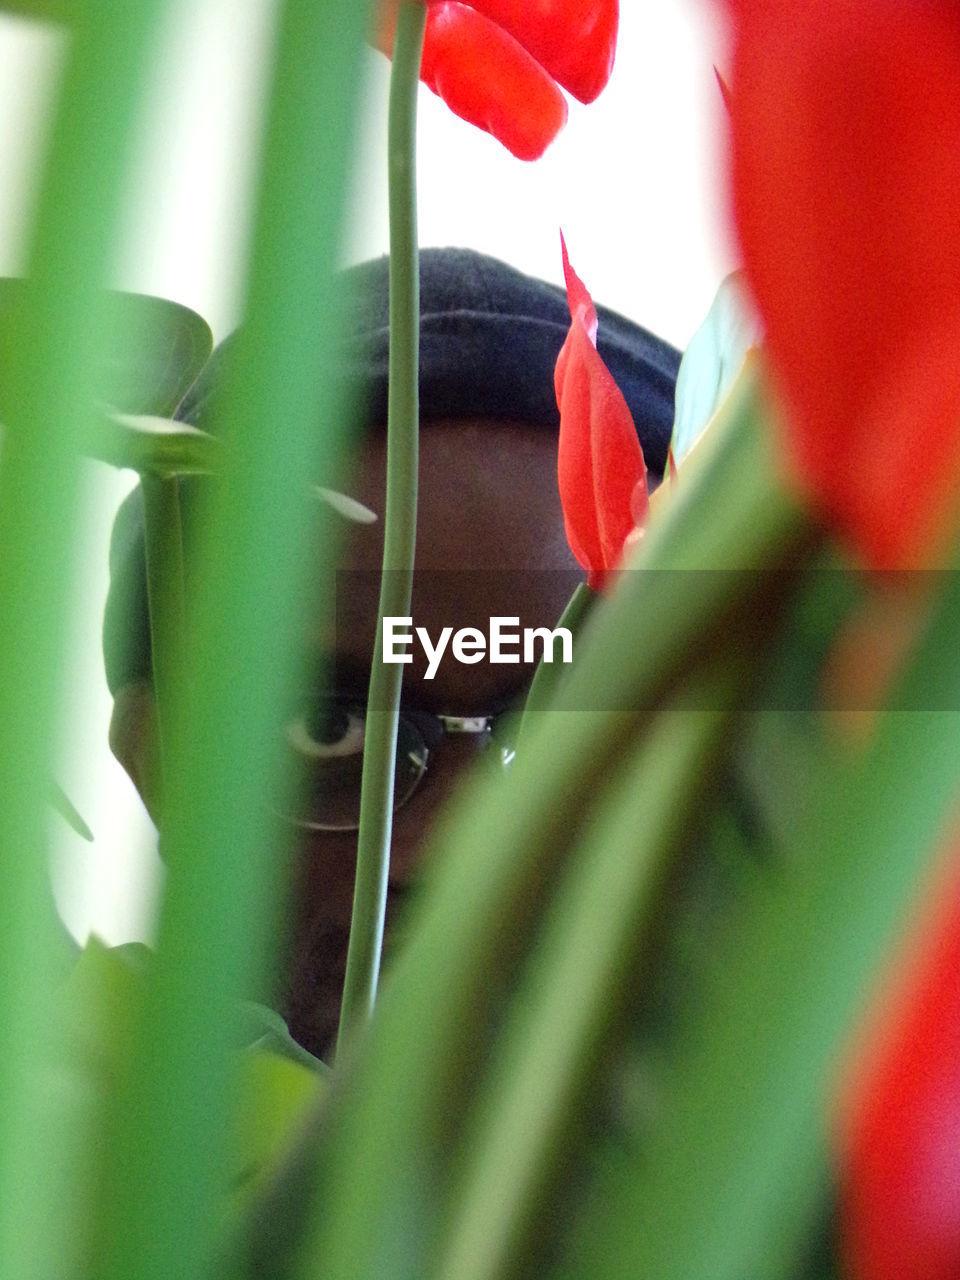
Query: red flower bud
726 0 960 568
555 235 647 591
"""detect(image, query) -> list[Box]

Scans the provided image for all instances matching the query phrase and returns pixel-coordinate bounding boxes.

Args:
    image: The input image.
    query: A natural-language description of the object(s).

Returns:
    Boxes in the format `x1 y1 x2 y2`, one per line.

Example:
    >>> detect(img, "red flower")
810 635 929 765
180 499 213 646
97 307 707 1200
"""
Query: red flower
377 0 619 160
554 235 647 590
726 0 960 568
837 847 960 1280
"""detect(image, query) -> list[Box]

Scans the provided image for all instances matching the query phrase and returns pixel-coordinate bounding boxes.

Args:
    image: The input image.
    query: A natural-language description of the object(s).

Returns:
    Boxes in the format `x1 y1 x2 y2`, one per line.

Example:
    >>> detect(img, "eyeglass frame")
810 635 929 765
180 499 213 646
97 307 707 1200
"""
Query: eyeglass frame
282 684 518 833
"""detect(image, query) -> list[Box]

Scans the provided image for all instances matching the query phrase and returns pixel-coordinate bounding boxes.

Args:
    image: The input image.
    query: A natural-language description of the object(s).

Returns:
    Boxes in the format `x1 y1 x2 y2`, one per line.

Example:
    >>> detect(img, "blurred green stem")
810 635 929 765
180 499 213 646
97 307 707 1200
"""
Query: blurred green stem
435 652 745 1280
97 3 376 1278
0 5 170 1279
337 0 426 1059
141 473 186 806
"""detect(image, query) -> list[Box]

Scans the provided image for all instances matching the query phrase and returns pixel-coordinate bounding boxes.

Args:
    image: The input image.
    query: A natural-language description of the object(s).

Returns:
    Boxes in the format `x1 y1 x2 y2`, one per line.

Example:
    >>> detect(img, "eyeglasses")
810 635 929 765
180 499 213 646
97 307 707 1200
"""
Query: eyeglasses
282 692 516 832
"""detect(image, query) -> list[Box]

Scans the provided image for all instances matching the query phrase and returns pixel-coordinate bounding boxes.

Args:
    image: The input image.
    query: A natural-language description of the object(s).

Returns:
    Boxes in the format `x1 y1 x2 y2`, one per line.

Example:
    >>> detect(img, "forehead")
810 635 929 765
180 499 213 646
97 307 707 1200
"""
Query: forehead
308 417 581 713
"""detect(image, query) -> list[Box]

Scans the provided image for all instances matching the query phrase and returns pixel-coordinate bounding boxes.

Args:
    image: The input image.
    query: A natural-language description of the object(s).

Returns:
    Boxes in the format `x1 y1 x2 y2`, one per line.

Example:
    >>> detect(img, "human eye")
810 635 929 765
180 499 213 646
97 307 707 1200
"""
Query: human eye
284 696 367 831
286 698 366 760
282 696 430 831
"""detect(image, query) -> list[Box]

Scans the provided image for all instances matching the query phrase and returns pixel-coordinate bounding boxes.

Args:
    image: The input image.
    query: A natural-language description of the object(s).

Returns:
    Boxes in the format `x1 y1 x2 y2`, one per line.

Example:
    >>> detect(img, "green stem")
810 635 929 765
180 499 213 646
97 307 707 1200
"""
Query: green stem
0 5 170 1279
519 581 595 734
141 472 187 813
96 2 376 1277
337 0 426 1060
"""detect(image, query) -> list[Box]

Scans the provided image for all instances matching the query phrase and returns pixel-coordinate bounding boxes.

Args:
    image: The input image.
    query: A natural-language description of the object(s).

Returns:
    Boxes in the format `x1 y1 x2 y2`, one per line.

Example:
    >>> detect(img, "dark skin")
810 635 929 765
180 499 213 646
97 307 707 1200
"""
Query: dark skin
110 417 582 1058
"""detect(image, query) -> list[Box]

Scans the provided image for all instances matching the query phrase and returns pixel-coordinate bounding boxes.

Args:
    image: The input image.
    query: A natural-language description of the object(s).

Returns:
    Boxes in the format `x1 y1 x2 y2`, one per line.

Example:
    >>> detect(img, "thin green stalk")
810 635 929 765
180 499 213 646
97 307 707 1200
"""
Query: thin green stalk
141 472 186 807
0 5 170 1279
337 0 426 1059
97 4 375 1279
519 581 595 733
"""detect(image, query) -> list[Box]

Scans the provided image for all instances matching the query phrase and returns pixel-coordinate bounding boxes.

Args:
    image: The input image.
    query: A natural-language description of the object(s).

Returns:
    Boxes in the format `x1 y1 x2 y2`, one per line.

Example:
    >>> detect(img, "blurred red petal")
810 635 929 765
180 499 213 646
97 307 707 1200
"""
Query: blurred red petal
631 475 650 525
839 849 960 1280
729 0 960 567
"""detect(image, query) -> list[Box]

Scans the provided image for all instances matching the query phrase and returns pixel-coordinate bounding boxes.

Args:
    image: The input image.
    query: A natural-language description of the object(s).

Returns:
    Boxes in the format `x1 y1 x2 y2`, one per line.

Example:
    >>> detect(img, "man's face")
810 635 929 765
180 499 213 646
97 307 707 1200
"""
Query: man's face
111 417 581 1059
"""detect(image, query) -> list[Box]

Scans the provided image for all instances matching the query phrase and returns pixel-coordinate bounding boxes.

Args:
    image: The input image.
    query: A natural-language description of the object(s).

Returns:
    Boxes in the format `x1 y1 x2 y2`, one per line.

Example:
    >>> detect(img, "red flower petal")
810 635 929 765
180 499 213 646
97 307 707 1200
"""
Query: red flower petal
728 0 960 568
555 239 647 591
375 1 616 159
561 231 598 344
713 65 732 116
419 3 567 160
452 0 619 104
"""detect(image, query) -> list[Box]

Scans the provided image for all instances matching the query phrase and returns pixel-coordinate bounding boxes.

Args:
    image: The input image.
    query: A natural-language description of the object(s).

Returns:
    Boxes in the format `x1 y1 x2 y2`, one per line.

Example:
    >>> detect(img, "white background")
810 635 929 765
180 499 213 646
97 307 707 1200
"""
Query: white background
0 0 735 944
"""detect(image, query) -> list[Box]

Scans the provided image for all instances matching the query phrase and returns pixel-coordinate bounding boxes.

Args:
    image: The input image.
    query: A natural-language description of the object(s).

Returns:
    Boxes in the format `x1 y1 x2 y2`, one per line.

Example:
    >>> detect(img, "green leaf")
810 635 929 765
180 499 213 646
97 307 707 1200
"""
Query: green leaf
89 412 221 477
229 1049 328 1213
235 1001 328 1073
430 661 744 1280
51 943 325 1274
0 4 179 1271
48 777 93 842
313 486 378 525
518 581 596 732
95 4 378 1279
0 279 213 422
99 291 213 417
55 937 151 1086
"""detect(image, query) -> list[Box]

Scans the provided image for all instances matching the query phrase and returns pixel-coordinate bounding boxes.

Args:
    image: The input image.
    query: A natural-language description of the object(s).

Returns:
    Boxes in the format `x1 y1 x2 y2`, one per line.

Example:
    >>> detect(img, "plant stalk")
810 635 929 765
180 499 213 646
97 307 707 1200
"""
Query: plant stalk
337 0 426 1059
96 3 377 1278
519 581 595 734
141 472 187 810
0 5 170 1279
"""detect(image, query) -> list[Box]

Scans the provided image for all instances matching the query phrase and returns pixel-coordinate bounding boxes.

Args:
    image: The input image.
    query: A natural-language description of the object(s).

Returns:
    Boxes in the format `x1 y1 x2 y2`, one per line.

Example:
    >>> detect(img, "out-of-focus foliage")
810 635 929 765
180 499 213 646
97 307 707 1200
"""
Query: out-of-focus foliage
49 940 327 1273
0 0 74 23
